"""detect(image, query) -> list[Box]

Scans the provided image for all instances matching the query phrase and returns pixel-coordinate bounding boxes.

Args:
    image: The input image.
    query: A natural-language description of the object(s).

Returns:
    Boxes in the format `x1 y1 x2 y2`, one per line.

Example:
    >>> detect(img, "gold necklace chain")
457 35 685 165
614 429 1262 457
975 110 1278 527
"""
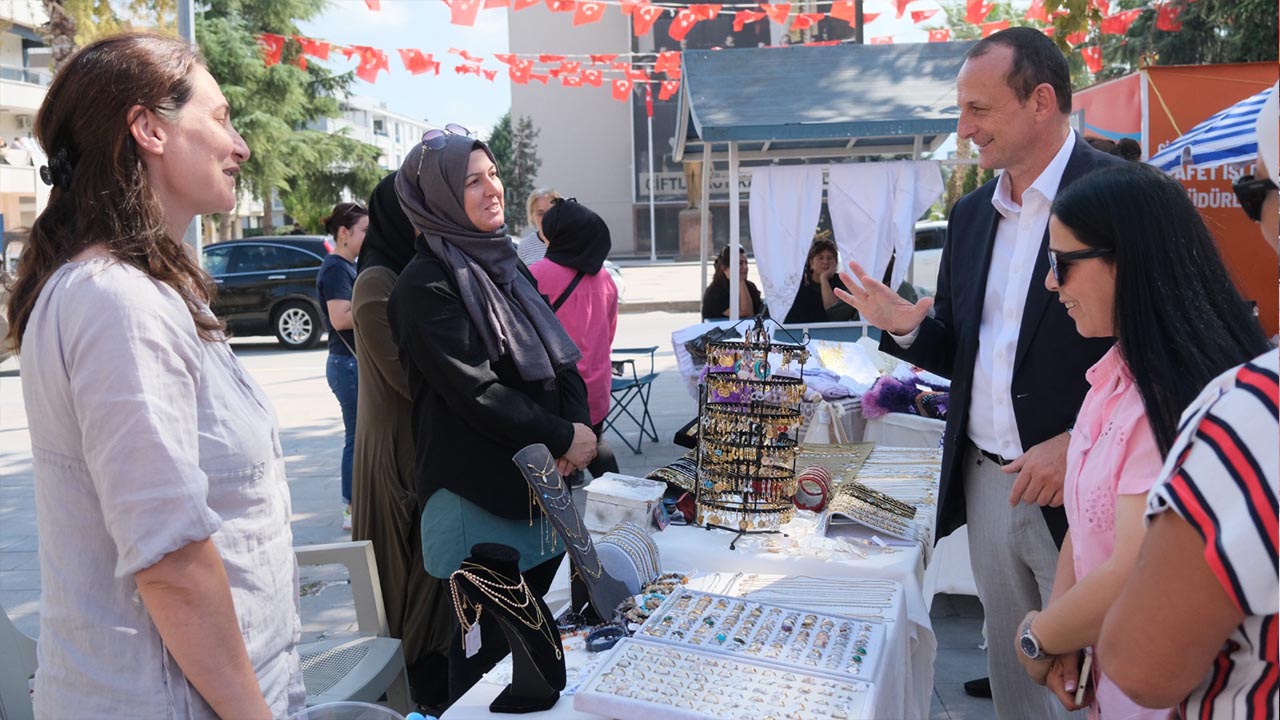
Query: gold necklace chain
524 461 604 579
449 566 563 659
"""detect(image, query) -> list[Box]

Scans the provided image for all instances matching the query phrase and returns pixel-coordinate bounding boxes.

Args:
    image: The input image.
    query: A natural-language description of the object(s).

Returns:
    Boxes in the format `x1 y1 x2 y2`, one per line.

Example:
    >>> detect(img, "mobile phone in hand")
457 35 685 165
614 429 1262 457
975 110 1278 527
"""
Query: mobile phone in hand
1076 648 1094 706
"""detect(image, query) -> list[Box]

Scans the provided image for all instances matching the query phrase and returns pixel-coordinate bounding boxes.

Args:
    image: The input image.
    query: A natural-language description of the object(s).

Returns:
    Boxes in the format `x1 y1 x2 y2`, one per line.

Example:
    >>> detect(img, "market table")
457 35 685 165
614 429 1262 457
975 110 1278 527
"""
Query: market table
442 446 943 720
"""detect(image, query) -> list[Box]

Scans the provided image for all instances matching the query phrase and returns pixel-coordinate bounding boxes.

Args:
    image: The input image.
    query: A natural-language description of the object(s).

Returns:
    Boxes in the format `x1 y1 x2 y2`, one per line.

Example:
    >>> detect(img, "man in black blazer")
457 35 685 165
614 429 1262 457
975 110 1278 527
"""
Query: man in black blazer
839 28 1122 718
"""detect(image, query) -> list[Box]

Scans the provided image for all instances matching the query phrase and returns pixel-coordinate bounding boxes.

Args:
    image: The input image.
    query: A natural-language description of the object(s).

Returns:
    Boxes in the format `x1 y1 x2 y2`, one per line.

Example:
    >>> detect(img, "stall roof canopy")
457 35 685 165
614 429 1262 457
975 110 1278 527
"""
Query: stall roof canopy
673 40 976 163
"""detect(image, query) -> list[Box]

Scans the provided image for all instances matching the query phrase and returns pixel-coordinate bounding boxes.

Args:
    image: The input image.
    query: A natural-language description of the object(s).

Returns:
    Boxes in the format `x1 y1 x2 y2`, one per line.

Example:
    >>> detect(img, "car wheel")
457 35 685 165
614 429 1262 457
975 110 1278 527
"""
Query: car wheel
273 301 321 350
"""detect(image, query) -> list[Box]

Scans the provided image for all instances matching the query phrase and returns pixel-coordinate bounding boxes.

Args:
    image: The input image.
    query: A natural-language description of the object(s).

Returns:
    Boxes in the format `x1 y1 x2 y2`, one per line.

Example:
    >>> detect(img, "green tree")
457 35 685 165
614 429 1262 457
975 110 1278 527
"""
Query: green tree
504 115 541 235
487 111 514 180
279 135 384 232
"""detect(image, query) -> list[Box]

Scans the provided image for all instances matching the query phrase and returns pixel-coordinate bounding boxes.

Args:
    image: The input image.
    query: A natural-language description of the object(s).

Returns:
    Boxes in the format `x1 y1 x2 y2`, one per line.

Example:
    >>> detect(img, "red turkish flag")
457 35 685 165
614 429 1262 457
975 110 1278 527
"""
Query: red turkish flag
573 1 605 24
611 77 633 101
792 12 824 30
551 61 581 77
530 73 550 84
1100 8 1142 35
454 64 480 76
561 74 583 87
1080 45 1103 73
629 67 650 82
482 69 498 81
1090 0 1110 14
659 79 681 101
1065 30 1087 47
733 9 766 31
761 3 791 25
398 49 440 75
1156 2 1183 31
350 46 389 83
446 0 481 26
588 54 615 65
632 3 664 36
892 0 911 18
927 28 951 42
611 61 632 73
509 65 531 84
965 0 994 24
582 69 603 86
828 0 856 24
484 0 509 8
546 0 575 11
1024 0 1049 23
294 36 331 60
258 33 285 67
493 53 517 64
513 0 539 9
870 35 894 44
618 0 640 14
449 48 485 63
910 9 938 23
669 8 700 41
690 4 721 20
655 50 681 78
980 20 1010 38
365 0 380 9
539 54 566 63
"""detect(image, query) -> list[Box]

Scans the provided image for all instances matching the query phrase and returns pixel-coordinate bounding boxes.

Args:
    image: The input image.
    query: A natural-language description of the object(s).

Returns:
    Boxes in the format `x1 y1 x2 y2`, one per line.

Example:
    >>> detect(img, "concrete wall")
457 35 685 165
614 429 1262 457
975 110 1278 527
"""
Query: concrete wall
508 10 636 252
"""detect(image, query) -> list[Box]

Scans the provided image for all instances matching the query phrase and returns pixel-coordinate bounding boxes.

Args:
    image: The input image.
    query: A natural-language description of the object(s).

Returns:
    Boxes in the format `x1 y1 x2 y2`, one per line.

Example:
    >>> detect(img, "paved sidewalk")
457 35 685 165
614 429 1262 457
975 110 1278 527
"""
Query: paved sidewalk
0 305 992 719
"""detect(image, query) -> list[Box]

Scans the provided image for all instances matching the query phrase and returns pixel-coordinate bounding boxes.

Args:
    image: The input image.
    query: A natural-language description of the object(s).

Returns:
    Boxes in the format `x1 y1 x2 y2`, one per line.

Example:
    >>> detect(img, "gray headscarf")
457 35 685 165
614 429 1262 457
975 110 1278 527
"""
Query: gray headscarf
395 134 581 384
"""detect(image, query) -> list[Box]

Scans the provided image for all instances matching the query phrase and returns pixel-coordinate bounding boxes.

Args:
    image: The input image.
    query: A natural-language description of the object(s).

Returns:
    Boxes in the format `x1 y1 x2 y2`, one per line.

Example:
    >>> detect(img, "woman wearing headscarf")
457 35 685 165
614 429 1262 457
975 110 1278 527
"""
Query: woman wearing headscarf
350 171 453 711
530 198 620 480
387 131 596 701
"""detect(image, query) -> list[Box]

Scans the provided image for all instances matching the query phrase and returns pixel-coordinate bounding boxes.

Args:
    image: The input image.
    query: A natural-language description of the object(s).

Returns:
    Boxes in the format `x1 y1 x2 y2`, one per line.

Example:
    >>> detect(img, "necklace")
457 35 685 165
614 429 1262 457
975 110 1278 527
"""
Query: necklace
450 565 562 660
523 462 604 578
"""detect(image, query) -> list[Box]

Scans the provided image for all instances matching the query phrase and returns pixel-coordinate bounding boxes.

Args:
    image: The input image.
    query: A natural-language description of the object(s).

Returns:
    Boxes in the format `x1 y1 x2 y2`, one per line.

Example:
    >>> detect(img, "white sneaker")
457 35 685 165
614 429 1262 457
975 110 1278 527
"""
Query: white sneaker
342 505 353 531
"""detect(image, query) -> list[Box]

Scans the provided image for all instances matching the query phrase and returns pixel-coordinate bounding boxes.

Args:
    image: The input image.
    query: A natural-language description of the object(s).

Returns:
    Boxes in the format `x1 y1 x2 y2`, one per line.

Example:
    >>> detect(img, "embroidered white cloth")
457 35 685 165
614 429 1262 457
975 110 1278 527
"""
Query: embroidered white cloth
747 164 825 323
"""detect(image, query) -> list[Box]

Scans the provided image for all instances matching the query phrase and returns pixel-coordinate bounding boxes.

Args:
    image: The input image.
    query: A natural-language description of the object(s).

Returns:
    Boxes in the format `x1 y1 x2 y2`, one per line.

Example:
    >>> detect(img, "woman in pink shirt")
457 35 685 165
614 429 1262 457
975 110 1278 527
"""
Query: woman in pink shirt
1014 164 1269 718
530 198 619 479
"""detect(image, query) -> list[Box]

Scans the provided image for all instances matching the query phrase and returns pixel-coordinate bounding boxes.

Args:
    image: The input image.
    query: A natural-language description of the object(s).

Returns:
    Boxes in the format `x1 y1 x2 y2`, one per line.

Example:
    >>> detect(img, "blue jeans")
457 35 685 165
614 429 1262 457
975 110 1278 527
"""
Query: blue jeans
326 353 358 504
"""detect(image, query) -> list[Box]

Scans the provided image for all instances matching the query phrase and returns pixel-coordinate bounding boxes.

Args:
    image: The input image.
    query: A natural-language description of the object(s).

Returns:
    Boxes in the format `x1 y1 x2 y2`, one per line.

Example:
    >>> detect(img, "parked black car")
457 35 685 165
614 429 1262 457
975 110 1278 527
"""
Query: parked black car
201 236 333 349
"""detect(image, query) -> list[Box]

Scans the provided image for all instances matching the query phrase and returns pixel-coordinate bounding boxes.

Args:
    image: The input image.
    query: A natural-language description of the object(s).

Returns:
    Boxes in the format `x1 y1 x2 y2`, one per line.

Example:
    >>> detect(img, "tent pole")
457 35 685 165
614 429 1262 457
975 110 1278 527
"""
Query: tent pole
729 141 741 323
700 142 711 299
648 108 657 262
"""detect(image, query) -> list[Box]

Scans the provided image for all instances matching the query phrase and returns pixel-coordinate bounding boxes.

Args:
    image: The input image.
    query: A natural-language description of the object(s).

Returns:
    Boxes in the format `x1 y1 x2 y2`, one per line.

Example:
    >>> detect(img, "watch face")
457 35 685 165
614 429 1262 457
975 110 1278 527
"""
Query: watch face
1020 633 1040 658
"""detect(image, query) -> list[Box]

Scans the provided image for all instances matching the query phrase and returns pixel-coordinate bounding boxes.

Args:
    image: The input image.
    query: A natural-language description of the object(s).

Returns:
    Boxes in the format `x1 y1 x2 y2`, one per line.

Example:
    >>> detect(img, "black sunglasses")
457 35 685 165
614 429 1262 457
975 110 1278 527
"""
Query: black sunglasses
1232 174 1278 223
421 123 473 150
1047 247 1113 285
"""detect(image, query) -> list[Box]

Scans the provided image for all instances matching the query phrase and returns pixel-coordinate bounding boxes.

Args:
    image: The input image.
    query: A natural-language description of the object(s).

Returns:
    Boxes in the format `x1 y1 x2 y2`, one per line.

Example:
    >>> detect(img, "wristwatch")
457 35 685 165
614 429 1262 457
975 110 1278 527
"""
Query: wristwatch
1019 619 1047 660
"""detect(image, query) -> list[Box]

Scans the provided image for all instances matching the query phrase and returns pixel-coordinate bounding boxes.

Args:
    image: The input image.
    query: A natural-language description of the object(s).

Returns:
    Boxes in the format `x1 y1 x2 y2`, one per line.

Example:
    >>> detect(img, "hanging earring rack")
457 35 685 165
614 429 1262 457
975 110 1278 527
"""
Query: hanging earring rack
695 315 809 549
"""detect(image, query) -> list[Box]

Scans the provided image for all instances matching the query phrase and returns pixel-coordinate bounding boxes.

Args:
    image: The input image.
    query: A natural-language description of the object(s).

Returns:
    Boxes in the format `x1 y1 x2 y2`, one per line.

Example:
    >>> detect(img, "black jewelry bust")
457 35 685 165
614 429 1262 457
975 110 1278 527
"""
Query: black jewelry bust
450 543 566 713
513 444 632 621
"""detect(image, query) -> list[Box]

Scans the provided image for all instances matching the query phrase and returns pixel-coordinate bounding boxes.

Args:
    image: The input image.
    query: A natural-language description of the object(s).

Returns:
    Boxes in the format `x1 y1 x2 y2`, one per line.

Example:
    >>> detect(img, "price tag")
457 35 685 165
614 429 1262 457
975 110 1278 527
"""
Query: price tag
464 621 482 659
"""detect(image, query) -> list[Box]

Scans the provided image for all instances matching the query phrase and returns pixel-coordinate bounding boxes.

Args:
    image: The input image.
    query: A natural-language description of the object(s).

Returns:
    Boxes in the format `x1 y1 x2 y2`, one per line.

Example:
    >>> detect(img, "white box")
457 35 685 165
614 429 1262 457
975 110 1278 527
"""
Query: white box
583 473 666 534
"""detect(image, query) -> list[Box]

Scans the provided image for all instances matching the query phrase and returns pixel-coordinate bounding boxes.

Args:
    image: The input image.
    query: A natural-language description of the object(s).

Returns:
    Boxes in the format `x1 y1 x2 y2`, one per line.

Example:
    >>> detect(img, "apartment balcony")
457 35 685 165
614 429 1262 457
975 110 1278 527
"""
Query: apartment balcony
0 64 50 113
0 163 36 194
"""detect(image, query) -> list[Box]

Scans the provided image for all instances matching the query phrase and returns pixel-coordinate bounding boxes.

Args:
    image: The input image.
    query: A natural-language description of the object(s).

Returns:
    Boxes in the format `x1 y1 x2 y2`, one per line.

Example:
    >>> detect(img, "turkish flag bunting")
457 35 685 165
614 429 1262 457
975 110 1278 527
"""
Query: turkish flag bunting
690 4 721 20
446 0 481 26
513 0 540 10
1065 30 1087 46
1024 0 1049 23
655 50 681 78
981 20 1010 37
582 69 604 86
965 0 994 24
632 4 664 37
1100 8 1142 34
1080 45 1103 73
546 0 575 12
792 12 824 30
733 9 766 31
365 0 380 9
483 69 498 80
493 53 516 64
398 49 440 75
910 9 938 23
892 0 911 18
540 54 566 63
550 61 581 77
590 53 617 64
509 65 531 84
530 73 550 84
455 64 481 76
561 74 583 87
611 77 633 101
611 61 632 72
619 0 640 14
349 45 389 83
449 48 485 63
258 33 285 67
294 54 307 71
659 79 681 101
1090 0 1111 14
573 2 606 24
870 36 894 44
828 0 856 24
294 36 330 60
760 3 791 25
1042 26 1055 37
669 8 700 41
928 28 951 41
1156 1 1183 31
484 0 509 7
629 67 650 82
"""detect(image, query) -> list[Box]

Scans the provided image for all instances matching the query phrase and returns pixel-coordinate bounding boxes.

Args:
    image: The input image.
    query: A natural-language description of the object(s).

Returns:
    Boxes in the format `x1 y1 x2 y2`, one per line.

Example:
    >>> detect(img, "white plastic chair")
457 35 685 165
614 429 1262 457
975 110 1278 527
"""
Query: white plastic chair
295 541 411 713
0 603 36 720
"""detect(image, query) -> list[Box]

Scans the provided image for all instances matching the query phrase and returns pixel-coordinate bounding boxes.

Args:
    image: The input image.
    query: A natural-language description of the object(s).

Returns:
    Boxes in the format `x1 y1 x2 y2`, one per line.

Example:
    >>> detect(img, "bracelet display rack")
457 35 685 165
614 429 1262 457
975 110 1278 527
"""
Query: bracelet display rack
513 444 632 621
696 315 809 548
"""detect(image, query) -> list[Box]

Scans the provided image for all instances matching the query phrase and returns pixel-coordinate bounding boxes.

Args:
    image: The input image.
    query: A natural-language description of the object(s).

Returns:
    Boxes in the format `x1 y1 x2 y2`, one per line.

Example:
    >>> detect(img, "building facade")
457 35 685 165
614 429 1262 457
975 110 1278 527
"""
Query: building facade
309 94 431 173
0 0 52 242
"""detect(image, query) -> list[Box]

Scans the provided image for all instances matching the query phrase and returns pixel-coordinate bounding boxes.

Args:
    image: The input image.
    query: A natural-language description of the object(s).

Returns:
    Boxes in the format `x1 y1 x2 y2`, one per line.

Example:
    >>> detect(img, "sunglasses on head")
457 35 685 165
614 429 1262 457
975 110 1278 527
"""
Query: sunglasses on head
1047 247 1113 285
421 123 473 150
1232 174 1278 223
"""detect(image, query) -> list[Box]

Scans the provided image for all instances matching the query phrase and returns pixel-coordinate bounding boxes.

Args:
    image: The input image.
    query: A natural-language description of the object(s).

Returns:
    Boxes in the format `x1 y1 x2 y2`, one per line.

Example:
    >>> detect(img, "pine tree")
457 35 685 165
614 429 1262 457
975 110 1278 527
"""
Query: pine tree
486 112 514 179
505 115 542 235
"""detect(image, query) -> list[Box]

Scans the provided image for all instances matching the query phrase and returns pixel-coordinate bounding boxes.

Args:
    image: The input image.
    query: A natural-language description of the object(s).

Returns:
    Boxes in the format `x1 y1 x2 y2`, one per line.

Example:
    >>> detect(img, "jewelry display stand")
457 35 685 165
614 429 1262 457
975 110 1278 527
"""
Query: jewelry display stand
513 444 632 621
696 316 809 548
449 543 565 713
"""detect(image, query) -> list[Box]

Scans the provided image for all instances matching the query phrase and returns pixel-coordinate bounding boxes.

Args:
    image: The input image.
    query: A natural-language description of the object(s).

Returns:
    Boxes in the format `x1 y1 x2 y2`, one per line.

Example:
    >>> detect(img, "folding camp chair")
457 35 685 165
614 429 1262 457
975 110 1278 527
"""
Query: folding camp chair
604 346 660 453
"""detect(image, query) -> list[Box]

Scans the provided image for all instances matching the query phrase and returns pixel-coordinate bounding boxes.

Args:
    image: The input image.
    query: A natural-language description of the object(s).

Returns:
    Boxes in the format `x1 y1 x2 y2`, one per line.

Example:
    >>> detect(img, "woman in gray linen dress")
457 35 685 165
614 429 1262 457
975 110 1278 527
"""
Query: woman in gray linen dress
4 33 303 719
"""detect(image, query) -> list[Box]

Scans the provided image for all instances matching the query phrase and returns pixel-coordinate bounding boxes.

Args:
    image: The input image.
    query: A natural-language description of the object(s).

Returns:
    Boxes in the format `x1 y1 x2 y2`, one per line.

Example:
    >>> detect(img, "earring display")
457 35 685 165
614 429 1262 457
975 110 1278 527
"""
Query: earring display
635 588 886 681
574 638 874 720
697 316 810 543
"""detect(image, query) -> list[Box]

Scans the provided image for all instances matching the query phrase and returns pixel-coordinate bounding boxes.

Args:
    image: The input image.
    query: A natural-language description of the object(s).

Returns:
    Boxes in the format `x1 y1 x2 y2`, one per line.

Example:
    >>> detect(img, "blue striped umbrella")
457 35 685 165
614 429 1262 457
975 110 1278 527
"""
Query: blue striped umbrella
1149 85 1275 172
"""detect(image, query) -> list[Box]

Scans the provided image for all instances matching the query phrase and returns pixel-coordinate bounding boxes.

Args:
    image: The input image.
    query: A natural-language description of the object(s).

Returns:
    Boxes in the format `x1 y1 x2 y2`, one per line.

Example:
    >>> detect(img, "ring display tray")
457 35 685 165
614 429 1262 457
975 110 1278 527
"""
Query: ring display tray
633 588 886 681
573 637 875 720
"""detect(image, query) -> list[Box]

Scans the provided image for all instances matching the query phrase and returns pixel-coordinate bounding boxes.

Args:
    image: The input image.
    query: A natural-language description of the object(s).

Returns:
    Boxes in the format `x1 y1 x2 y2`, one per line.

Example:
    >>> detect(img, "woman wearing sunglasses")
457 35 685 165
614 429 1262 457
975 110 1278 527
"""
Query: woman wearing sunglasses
387 126 596 701
1014 161 1268 718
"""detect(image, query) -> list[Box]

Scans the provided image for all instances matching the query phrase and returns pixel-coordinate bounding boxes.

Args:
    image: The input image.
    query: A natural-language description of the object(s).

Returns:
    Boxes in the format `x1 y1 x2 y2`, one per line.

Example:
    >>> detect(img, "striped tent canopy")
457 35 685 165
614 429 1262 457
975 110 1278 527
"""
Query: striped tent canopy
1149 85 1275 172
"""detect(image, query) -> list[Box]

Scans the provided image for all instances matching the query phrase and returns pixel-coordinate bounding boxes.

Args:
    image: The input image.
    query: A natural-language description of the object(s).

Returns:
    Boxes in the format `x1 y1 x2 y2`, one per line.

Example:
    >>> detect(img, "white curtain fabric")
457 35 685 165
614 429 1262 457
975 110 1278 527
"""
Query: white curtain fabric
747 165 826 323
827 161 944 292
